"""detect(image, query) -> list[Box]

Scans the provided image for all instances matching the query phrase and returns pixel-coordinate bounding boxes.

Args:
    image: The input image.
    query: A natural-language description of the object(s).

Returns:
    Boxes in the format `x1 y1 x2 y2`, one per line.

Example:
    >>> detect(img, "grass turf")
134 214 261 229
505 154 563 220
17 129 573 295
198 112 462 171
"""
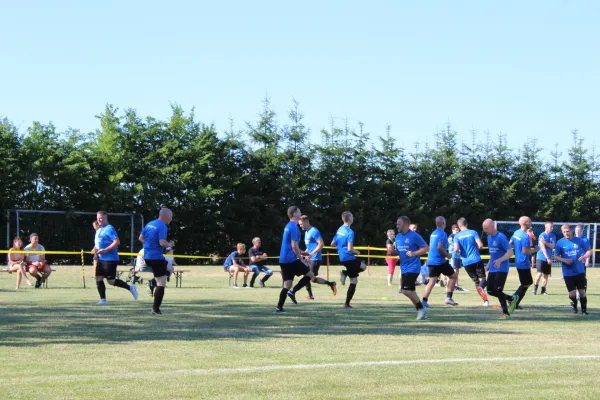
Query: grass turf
1 265 599 399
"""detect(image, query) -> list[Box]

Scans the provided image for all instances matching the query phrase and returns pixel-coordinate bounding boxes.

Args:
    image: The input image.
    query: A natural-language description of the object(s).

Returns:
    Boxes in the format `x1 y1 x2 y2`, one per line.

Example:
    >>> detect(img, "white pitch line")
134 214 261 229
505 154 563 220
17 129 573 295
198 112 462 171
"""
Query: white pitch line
2 355 599 384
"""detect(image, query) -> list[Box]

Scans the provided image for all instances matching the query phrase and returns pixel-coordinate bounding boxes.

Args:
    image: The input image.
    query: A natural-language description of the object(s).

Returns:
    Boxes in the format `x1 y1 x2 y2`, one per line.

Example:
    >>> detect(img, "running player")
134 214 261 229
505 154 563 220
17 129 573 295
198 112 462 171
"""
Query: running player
509 216 536 309
422 216 458 308
298 215 337 300
396 216 429 320
482 219 517 319
332 211 367 308
533 221 556 295
454 218 489 306
554 224 591 315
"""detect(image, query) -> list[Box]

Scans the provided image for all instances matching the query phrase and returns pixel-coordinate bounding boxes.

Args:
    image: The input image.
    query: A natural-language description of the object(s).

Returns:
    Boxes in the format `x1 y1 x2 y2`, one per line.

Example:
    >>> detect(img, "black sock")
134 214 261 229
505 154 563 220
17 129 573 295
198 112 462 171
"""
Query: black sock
292 276 311 293
515 285 529 306
534 284 539 291
113 279 130 290
541 286 546 294
498 292 509 314
250 273 258 286
261 274 271 283
580 296 587 311
569 295 578 309
277 288 288 308
415 301 423 310
446 291 453 299
423 296 428 302
153 286 165 311
314 277 329 285
96 281 106 299
150 278 156 288
345 283 356 305
306 282 313 297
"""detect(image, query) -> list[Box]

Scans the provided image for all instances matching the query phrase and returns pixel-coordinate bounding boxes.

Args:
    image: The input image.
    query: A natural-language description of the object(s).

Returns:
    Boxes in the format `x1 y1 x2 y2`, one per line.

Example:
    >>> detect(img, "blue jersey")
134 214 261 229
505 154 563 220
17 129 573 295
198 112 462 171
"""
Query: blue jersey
95 224 119 261
142 219 168 260
223 251 244 269
536 232 556 262
427 228 448 265
280 221 301 263
487 232 511 273
333 225 356 262
510 229 531 269
454 229 482 266
395 230 427 274
448 234 460 259
304 227 323 261
555 237 589 277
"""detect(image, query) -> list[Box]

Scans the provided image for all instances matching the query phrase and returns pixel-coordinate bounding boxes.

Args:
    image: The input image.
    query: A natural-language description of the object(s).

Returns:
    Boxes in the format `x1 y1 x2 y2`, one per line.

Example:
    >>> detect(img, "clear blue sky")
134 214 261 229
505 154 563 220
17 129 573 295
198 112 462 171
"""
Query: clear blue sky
2 0 599 157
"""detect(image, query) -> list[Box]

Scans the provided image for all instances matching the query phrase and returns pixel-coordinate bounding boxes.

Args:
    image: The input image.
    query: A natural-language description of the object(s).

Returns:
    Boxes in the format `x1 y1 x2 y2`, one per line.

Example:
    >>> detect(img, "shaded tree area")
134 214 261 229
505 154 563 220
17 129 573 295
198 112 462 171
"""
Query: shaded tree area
1 102 599 260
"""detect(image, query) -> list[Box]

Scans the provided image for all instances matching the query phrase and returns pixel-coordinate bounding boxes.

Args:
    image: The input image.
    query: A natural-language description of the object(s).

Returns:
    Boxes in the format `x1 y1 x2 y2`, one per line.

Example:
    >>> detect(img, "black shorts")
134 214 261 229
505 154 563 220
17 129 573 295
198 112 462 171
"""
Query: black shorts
307 260 321 276
464 261 486 282
564 273 587 292
517 268 534 286
428 261 455 278
145 259 168 278
95 260 118 279
401 273 420 291
280 260 310 281
487 272 508 295
342 259 365 279
536 259 552 274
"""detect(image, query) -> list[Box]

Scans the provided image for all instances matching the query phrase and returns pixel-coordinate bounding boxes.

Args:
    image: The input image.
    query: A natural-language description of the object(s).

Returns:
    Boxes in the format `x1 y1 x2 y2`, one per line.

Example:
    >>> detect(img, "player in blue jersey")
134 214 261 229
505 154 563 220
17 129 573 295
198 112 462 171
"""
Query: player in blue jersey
533 221 556 295
331 211 367 308
554 224 591 314
297 215 337 300
509 216 537 309
396 216 430 320
422 216 458 308
93 211 138 305
575 224 591 270
447 224 465 291
454 218 489 306
139 208 174 315
275 206 316 313
482 219 517 319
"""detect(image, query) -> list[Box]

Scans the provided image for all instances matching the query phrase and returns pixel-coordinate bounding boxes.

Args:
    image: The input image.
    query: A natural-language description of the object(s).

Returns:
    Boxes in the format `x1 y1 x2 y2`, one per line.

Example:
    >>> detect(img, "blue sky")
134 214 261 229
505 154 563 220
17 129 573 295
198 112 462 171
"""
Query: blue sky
1 0 599 156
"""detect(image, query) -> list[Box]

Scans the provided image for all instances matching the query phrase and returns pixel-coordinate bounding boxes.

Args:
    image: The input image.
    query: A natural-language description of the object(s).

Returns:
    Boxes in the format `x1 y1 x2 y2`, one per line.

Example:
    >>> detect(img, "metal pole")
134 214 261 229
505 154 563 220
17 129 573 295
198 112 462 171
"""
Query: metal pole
130 214 134 265
593 223 598 268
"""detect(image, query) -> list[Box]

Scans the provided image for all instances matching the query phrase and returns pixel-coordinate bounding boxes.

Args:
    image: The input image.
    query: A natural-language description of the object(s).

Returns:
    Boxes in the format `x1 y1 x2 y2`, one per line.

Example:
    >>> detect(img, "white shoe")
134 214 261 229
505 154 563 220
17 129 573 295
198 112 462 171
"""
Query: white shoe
130 284 139 300
233 285 239 289
97 299 108 305
422 300 430 309
483 300 490 307
27 281 33 287
445 297 458 306
417 308 428 320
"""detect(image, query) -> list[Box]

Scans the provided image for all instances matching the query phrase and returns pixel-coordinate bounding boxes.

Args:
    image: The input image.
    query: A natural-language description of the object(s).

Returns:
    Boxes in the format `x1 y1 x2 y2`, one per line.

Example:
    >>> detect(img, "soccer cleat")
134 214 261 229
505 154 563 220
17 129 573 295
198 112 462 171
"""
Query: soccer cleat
508 295 519 314
416 308 427 320
287 290 298 304
499 313 511 320
444 298 458 306
483 301 490 307
542 291 548 296
259 281 266 288
96 299 108 305
152 309 162 316
232 285 239 289
274 307 286 313
455 286 467 292
27 281 33 287
422 300 430 309
343 303 352 309
571 301 578 314
340 270 347 286
130 284 138 300
331 282 337 296
306 296 315 300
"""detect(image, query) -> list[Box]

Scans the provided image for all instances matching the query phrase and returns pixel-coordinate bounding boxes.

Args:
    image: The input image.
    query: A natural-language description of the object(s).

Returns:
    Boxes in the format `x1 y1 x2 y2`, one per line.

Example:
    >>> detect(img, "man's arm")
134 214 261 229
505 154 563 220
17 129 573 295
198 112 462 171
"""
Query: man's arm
494 248 514 268
408 244 429 257
97 238 120 254
291 240 303 259
308 238 325 258
437 241 451 259
539 238 551 261
138 234 145 243
453 242 460 254
578 249 592 263
476 239 484 249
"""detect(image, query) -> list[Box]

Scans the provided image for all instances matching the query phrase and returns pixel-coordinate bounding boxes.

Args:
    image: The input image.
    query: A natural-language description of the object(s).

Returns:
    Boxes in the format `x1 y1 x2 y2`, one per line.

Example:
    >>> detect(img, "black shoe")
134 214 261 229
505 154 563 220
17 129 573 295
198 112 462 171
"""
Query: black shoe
152 309 162 315
287 290 298 305
571 302 578 314
259 281 266 288
35 278 41 289
533 289 537 295
243 284 248 288
516 305 524 310
582 310 589 315
275 307 286 313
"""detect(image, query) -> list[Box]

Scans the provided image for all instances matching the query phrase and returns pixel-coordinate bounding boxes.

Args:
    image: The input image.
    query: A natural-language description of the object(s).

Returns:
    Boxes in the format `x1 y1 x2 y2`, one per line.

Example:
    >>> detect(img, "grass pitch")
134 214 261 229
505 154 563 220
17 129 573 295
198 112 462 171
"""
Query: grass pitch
1 265 599 399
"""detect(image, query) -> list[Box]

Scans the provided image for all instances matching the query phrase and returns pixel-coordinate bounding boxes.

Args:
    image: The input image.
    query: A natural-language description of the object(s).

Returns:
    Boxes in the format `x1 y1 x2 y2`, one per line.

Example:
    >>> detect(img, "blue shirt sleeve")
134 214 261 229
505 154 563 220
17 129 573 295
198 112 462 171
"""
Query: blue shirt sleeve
108 226 118 241
582 239 590 252
555 242 563 257
314 229 322 242
159 223 168 241
291 225 300 242
348 230 354 243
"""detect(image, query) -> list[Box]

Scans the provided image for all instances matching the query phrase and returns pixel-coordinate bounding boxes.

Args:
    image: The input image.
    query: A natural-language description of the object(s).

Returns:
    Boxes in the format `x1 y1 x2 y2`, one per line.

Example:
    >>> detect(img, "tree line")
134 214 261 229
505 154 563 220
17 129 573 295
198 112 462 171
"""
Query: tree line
1 99 599 261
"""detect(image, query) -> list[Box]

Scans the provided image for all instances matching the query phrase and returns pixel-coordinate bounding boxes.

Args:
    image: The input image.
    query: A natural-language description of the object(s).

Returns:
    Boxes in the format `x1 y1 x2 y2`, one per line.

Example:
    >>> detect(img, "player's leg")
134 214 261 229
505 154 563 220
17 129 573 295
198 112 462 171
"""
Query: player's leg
443 263 458 305
276 263 294 312
95 262 108 303
421 265 439 308
230 266 240 288
343 260 364 308
401 273 426 320
386 258 396 286
259 266 273 287
514 269 533 308
249 265 260 287
242 266 250 286
106 261 137 299
28 265 41 288
288 262 313 303
149 260 168 315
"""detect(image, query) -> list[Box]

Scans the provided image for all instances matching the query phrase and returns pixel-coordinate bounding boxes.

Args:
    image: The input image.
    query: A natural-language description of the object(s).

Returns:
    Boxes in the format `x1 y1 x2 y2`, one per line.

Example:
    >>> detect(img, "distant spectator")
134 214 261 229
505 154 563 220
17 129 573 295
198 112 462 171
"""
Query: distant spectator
25 233 51 288
224 243 251 288
385 229 398 286
8 236 33 289
248 237 273 288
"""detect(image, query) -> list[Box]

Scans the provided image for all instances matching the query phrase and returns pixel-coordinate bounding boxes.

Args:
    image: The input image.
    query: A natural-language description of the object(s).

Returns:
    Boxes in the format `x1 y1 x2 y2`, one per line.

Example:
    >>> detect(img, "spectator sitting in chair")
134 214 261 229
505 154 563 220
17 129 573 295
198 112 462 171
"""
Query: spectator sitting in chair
248 237 273 288
25 233 51 288
8 236 33 289
224 243 251 288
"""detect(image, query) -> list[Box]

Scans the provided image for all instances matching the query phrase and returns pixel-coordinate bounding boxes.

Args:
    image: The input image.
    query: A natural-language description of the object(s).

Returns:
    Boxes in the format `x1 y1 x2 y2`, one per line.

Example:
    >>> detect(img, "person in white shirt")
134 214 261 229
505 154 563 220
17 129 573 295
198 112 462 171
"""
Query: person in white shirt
25 233 51 288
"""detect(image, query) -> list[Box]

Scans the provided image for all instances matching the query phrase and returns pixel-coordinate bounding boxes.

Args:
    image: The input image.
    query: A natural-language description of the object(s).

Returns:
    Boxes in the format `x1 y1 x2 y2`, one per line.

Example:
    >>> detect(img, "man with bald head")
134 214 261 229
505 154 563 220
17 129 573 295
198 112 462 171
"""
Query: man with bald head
139 208 174 315
534 221 556 295
509 216 537 309
422 216 458 308
454 217 489 306
483 219 517 319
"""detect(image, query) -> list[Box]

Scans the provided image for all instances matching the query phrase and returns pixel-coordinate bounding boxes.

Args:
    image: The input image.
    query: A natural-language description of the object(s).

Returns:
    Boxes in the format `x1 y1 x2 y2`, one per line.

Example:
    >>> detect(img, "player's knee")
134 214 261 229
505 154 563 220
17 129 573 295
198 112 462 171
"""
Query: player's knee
266 270 273 276
350 277 358 284
107 278 116 285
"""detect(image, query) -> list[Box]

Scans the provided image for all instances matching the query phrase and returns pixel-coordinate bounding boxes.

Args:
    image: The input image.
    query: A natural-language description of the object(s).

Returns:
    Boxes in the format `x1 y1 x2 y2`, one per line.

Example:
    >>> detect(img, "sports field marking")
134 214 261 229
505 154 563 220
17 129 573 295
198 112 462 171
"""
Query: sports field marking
2 355 599 384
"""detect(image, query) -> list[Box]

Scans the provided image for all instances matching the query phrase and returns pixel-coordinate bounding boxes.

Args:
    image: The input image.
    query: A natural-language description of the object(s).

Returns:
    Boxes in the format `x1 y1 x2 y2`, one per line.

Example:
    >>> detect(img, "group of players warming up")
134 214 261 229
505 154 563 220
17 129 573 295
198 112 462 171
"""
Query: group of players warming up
275 207 592 320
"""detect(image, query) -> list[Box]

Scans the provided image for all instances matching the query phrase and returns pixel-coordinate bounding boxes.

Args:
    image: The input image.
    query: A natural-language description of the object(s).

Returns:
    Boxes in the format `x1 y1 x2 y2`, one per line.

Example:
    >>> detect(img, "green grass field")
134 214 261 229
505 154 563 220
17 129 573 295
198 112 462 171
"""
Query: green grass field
1 265 599 399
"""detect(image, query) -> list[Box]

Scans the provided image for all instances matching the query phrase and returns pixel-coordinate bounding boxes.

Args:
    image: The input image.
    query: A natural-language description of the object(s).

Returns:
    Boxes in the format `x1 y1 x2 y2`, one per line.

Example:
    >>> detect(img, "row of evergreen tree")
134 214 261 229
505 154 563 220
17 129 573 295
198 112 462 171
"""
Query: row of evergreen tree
1 99 599 259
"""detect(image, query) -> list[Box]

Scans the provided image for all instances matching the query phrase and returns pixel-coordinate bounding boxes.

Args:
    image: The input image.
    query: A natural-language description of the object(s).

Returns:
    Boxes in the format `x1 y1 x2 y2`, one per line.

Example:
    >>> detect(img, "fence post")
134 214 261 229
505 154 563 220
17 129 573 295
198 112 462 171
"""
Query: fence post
80 249 86 289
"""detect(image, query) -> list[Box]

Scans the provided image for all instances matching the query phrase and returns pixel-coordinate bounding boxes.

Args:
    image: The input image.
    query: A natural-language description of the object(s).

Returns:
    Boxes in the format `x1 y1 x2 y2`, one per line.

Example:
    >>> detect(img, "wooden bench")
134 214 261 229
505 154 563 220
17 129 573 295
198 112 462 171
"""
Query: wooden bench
1 268 56 288
117 267 189 288
228 269 282 287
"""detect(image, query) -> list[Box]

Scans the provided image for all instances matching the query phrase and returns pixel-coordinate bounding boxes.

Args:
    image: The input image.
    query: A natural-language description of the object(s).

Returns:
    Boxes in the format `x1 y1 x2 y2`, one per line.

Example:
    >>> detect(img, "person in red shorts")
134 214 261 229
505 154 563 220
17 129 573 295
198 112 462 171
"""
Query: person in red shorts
25 233 51 288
